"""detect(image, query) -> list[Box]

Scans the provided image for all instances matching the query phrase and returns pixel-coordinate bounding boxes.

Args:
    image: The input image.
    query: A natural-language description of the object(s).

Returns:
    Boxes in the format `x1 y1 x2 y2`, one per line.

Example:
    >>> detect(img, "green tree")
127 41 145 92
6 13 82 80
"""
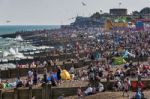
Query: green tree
91 12 101 19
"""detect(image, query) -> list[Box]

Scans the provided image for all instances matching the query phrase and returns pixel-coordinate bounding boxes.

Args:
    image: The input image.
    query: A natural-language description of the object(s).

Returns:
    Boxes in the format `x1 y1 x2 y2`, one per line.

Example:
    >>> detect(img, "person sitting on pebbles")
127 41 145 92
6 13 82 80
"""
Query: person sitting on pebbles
84 85 93 96
98 82 104 92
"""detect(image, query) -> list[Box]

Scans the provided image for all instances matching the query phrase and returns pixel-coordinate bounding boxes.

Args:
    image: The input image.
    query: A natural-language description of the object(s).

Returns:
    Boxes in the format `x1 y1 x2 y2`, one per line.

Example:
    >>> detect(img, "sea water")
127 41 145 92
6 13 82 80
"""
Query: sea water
0 25 60 53
0 25 60 35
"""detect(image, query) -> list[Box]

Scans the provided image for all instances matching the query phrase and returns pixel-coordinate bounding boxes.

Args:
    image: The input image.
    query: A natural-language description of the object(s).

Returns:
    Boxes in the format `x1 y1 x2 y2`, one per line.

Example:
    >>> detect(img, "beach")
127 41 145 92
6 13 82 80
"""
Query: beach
0 7 150 99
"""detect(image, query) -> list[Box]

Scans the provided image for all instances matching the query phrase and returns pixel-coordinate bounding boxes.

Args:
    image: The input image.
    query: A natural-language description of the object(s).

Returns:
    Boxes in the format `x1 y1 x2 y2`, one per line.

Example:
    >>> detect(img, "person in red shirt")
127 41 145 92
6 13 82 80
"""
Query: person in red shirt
136 81 144 91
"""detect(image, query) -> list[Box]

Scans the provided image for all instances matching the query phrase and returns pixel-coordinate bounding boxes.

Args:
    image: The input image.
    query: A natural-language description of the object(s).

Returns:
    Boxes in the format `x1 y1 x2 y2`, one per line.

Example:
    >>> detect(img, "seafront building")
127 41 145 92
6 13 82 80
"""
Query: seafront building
61 7 150 29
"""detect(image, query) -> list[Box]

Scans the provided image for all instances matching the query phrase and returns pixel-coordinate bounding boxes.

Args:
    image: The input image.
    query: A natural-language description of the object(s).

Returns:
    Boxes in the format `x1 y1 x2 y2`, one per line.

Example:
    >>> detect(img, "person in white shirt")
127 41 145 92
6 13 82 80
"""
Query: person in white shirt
84 85 93 96
98 82 104 92
69 66 75 74
117 81 122 91
28 71 33 79
127 77 131 91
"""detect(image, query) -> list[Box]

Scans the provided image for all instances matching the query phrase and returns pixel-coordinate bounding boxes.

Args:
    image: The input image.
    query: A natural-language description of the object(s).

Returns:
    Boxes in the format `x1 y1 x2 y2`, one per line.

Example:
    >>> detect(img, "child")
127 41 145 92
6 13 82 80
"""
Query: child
77 86 83 98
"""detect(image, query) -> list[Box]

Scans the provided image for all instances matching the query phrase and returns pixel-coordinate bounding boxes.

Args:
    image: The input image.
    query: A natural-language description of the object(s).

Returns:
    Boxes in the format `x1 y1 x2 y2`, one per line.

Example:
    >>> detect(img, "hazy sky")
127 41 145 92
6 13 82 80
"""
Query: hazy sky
0 0 149 25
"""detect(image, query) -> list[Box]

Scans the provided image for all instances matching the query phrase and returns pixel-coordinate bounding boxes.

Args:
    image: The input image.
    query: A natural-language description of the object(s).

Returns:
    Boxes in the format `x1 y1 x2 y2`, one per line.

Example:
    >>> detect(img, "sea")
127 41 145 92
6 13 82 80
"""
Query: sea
0 25 60 55
0 25 61 69
0 25 60 35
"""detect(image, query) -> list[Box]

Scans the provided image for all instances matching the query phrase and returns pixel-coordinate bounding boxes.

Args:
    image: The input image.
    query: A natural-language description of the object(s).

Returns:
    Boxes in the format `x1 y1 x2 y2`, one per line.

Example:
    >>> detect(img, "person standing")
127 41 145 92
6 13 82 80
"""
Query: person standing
127 78 131 91
135 88 142 99
122 80 129 97
43 68 48 83
28 70 33 82
33 70 38 85
57 66 62 84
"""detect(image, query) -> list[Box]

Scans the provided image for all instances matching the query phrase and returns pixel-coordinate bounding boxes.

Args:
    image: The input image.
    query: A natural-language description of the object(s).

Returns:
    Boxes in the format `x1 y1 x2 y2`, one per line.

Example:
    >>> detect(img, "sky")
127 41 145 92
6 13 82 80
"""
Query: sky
0 0 150 25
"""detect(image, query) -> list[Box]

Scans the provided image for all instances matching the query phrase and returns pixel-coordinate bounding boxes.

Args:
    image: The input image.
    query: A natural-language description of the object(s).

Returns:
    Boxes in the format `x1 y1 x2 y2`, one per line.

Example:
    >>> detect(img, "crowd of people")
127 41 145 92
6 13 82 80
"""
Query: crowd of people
0 26 150 99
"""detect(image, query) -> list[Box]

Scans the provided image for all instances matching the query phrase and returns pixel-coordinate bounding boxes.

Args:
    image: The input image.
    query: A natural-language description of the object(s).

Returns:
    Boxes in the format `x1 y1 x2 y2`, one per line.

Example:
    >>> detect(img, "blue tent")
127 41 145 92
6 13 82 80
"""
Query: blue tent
123 50 129 58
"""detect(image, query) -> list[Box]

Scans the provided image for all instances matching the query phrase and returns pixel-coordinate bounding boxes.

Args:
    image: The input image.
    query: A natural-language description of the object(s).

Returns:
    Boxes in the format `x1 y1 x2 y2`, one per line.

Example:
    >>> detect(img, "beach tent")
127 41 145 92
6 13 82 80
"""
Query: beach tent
113 57 126 65
2 83 11 89
123 50 135 58
123 50 128 58
60 70 71 80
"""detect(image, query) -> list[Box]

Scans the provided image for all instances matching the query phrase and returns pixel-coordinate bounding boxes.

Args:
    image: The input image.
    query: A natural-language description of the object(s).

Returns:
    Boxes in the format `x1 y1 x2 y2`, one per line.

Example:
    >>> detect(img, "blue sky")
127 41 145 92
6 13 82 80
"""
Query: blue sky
0 0 149 25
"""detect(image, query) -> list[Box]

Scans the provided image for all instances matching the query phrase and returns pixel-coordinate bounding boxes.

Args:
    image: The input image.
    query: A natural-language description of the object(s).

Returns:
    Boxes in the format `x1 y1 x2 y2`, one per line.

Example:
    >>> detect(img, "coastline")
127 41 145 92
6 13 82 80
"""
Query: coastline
0 25 60 37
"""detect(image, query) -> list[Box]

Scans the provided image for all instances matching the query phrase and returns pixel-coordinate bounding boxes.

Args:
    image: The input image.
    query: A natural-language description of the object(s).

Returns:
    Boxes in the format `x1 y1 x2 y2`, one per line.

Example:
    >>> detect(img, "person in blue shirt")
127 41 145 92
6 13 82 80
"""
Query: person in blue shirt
135 88 141 99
